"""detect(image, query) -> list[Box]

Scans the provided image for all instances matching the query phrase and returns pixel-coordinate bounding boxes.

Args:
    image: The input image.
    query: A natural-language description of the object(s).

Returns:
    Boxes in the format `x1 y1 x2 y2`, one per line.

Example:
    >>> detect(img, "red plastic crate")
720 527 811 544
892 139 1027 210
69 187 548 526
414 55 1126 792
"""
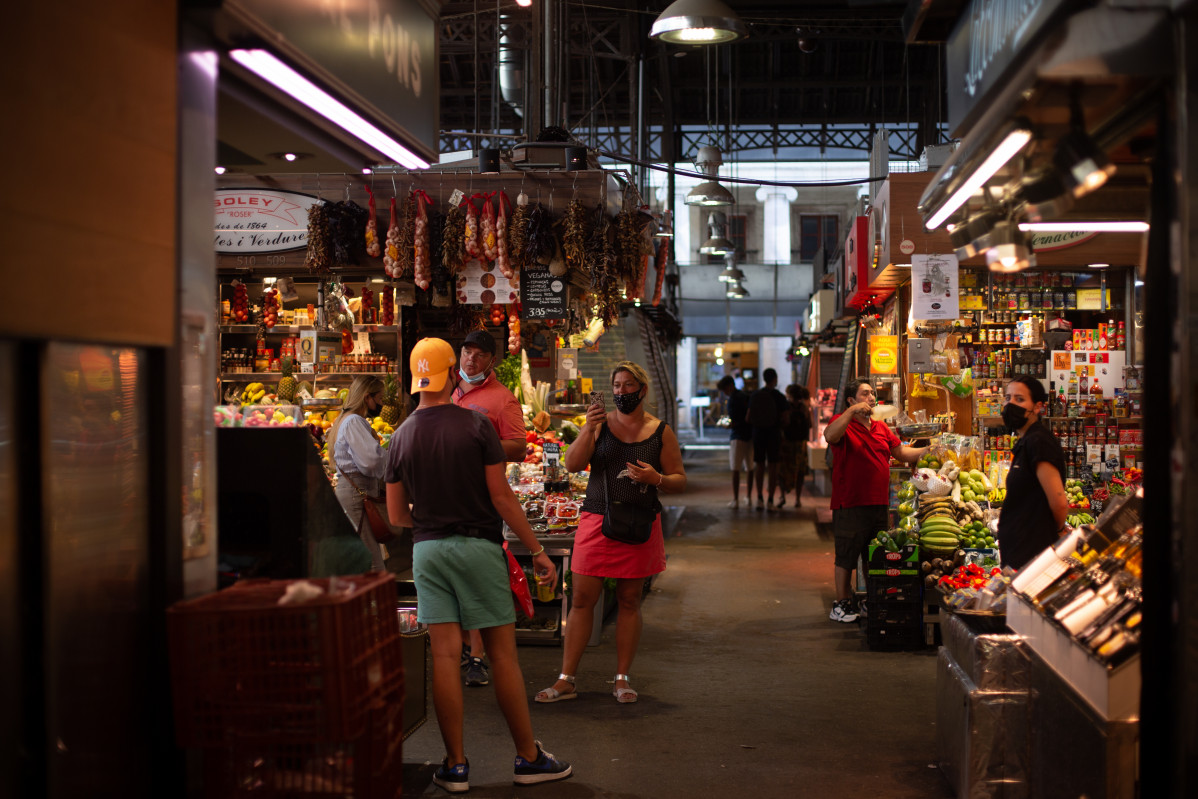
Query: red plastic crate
202 690 403 799
168 573 403 747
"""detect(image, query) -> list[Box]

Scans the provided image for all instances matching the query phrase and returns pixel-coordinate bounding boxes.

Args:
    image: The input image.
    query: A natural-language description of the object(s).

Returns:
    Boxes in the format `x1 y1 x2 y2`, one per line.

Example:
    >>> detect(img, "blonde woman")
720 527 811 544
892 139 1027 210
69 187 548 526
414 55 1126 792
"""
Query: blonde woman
536 361 686 705
327 375 394 570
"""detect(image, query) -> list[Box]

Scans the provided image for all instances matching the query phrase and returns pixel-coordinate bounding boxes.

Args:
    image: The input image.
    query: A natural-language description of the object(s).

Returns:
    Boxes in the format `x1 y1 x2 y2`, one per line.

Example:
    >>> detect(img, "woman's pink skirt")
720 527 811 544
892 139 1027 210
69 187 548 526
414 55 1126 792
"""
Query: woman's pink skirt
569 510 666 579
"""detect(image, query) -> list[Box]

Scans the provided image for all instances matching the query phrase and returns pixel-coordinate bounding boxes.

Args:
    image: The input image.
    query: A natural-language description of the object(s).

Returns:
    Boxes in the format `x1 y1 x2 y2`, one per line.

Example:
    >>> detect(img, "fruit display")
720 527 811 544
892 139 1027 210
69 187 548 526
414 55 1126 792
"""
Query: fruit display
262 287 279 328
214 405 241 427
379 286 395 326
276 357 298 403
1066 511 1096 527
231 280 250 323
240 382 267 405
938 563 1004 594
870 529 916 551
1065 478 1090 509
241 405 301 427
921 552 968 589
379 374 402 427
957 520 995 549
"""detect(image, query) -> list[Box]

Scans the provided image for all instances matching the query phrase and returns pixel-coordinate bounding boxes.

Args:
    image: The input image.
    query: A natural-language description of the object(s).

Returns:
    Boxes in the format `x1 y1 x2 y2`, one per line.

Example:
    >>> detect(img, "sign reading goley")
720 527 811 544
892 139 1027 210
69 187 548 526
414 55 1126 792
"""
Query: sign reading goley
869 335 899 375
214 189 321 253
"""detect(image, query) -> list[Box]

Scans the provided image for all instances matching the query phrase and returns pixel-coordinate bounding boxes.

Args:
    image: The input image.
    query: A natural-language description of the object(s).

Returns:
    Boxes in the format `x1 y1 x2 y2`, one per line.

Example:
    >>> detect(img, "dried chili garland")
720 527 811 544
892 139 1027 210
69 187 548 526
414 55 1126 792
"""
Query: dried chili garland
523 202 555 267
562 199 587 272
509 194 530 272
304 203 332 274
442 201 466 274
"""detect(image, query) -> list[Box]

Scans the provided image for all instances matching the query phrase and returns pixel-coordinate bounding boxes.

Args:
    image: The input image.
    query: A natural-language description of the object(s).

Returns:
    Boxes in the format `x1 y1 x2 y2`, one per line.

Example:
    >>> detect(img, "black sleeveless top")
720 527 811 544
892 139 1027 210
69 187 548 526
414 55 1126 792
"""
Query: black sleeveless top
581 421 666 516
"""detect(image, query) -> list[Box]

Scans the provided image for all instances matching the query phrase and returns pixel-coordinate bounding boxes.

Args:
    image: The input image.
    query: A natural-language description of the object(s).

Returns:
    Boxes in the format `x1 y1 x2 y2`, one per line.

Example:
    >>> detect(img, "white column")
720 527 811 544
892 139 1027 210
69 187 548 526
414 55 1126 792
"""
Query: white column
673 188 693 264
756 186 798 264
675 337 697 430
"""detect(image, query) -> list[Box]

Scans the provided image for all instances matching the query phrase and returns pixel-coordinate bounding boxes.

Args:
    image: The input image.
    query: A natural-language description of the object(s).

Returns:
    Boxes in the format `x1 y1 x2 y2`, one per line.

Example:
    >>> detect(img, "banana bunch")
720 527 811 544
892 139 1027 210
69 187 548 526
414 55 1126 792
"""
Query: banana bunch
917 496 962 554
240 382 267 405
987 488 1007 505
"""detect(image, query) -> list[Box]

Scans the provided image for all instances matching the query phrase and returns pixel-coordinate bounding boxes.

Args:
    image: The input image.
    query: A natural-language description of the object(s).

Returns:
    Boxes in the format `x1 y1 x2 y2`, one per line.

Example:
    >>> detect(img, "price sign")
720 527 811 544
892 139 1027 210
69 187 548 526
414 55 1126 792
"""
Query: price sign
542 441 561 470
520 268 568 319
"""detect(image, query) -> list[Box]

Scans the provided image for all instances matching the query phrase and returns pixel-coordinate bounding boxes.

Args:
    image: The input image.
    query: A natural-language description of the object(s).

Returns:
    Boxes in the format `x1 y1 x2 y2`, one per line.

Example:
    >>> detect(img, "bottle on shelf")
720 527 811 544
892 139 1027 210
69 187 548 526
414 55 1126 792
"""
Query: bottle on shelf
1116 321 1126 351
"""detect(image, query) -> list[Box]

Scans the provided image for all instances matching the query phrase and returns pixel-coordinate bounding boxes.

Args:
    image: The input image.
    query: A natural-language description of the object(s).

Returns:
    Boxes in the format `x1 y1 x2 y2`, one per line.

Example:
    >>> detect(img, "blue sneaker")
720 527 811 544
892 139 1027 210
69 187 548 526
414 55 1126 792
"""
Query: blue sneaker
513 741 572 785
463 657 489 687
433 759 469 793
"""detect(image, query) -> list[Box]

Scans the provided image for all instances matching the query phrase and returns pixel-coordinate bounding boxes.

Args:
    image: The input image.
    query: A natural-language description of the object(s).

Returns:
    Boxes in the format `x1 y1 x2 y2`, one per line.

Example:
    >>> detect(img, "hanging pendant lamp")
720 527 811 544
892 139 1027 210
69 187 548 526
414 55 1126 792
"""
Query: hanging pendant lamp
650 0 748 45
685 145 734 207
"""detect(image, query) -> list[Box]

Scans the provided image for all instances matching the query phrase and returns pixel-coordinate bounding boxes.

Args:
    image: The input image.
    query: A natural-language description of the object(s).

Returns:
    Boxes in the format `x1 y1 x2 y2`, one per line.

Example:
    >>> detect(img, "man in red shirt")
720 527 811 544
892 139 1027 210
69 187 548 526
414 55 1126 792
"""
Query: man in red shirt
824 379 928 623
452 329 527 684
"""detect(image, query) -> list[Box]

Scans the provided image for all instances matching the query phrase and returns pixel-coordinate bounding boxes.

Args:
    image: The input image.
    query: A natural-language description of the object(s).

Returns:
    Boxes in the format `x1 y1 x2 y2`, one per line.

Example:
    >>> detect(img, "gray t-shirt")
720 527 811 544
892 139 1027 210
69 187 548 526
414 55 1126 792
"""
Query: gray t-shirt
385 404 506 544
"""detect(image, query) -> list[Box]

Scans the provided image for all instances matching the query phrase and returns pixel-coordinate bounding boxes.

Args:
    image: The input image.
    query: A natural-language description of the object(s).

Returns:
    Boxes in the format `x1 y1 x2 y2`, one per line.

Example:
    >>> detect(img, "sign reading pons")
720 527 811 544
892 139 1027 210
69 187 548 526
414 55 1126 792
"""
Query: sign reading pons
870 334 899 375
214 189 321 253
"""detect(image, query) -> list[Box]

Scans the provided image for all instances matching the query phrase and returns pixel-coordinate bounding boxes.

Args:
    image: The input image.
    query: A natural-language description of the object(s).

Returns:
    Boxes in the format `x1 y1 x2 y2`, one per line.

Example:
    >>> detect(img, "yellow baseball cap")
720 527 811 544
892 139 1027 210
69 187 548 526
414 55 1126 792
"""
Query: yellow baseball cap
410 337 457 393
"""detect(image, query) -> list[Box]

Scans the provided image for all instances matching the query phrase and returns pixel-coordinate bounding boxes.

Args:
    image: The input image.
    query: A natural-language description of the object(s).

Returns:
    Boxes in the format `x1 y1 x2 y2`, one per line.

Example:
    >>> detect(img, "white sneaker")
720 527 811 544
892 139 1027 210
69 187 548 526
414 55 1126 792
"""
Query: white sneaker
727 500 739 509
829 600 859 623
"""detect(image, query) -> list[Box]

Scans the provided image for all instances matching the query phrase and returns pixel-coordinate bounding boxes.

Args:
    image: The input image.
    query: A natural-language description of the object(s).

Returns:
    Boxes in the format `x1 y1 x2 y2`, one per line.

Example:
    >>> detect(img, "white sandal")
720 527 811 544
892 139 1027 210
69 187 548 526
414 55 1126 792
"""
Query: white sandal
534 673 577 703
612 673 638 704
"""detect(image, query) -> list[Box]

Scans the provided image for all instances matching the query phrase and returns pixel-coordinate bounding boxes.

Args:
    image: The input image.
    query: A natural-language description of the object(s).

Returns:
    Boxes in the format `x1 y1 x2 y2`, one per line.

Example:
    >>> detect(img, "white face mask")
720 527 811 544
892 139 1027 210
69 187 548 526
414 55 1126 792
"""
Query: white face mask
459 367 487 385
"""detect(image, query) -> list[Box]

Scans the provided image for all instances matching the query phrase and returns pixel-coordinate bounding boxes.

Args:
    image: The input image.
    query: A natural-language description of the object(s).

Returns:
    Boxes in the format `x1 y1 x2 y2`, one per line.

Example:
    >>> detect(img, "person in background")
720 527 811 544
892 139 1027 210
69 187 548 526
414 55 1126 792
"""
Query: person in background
327 375 396 571
386 338 571 793
452 329 526 688
824 379 928 622
732 368 745 391
535 361 685 705
997 375 1069 569
747 367 790 511
777 385 813 509
717 375 754 509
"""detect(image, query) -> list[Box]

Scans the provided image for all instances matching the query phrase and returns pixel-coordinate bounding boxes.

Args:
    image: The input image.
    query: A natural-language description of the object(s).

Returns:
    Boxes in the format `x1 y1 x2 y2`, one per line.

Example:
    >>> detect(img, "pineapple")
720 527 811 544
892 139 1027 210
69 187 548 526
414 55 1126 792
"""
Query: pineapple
380 374 401 426
277 356 298 403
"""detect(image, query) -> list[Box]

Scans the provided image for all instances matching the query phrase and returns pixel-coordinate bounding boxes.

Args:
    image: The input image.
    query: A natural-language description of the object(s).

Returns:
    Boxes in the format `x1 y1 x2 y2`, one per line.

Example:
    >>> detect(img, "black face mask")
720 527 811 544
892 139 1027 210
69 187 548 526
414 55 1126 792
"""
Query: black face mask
1001 402 1029 431
613 391 643 414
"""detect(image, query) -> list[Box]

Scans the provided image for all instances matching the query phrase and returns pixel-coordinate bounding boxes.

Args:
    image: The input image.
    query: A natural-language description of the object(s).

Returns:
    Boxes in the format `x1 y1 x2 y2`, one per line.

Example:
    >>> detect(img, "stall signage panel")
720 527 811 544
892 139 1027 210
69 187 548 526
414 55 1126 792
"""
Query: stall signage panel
214 189 320 253
226 0 439 159
456 259 518 305
520 268 568 319
945 0 1072 135
911 254 960 320
869 335 899 375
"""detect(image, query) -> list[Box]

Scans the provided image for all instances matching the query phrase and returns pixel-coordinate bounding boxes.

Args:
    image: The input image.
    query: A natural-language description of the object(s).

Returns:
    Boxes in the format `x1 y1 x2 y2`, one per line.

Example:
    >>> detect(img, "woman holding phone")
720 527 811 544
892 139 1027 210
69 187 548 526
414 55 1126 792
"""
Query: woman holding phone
535 361 685 705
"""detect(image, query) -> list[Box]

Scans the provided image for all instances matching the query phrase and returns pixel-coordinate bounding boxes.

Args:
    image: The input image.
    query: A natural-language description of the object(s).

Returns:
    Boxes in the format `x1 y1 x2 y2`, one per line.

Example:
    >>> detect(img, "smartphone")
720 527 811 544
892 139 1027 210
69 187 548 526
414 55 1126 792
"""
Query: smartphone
589 390 604 408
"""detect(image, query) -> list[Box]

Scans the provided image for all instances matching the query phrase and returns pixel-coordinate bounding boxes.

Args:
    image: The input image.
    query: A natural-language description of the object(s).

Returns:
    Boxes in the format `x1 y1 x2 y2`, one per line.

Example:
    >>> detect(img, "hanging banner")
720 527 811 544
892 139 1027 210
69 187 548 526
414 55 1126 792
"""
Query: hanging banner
911 253 960 320
869 335 899 375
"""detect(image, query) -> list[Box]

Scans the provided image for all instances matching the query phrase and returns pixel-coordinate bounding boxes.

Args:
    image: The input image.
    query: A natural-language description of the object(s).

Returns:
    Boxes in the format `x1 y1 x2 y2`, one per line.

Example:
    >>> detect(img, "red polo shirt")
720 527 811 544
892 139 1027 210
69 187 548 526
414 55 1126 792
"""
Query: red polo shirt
829 413 900 510
452 371 525 445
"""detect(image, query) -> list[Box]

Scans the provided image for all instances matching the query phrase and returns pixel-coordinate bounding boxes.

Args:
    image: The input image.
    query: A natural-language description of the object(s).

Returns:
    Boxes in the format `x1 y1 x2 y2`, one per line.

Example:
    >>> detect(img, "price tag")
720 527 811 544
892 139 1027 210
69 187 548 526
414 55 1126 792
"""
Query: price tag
448 188 465 207
542 441 561 470
354 332 372 355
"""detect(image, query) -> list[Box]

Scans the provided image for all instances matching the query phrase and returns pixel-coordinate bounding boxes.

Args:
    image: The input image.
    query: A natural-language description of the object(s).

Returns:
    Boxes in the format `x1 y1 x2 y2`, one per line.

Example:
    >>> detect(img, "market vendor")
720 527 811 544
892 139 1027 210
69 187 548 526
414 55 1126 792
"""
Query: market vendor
452 329 526 687
996 375 1069 570
824 379 929 623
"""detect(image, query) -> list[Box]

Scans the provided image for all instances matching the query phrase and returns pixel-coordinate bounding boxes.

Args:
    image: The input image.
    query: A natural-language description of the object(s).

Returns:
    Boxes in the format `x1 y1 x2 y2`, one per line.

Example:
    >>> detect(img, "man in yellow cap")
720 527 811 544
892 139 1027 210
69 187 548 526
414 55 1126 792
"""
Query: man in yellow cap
385 337 572 793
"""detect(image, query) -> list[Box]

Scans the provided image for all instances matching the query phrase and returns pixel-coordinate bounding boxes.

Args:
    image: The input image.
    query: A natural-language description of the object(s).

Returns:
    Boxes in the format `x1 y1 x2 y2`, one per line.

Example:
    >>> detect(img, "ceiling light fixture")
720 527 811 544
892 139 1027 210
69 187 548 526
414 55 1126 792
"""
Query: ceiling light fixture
230 49 430 170
214 166 227 175
1088 263 1110 269
699 211 735 254
650 0 748 44
950 208 1001 259
478 147 501 174
686 145 734 207
925 123 1033 231
717 264 746 283
515 0 532 6
1018 221 1149 233
654 210 674 238
283 152 298 162
726 279 749 299
1054 129 1115 199
985 220 1034 273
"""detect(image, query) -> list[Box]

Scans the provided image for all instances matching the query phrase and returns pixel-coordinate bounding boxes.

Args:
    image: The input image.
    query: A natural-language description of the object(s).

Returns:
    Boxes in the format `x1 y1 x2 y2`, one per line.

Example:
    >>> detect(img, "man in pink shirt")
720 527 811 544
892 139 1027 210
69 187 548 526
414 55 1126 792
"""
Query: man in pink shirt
452 329 528 685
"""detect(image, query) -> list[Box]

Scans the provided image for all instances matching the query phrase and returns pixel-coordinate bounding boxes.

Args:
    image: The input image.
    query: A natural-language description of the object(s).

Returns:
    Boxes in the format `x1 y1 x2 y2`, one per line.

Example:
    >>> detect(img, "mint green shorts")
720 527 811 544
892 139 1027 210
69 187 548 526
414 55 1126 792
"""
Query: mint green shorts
413 536 516 630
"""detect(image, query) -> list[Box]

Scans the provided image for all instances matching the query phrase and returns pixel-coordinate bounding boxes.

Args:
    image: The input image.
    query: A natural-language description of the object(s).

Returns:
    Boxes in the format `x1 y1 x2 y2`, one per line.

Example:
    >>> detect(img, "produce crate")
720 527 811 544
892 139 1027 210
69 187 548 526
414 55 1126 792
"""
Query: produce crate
866 576 923 605
202 689 404 799
168 573 404 747
866 543 920 575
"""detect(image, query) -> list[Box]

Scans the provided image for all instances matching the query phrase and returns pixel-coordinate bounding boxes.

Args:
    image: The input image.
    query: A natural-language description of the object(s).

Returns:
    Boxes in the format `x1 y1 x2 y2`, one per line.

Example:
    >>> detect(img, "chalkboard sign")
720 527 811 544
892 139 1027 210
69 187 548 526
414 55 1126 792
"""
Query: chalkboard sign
520 268 568 319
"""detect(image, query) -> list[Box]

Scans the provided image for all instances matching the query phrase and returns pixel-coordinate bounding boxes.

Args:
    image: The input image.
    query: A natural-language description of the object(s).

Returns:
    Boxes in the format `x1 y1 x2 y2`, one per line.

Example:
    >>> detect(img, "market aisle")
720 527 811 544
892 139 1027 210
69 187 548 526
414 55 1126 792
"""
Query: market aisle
401 449 952 798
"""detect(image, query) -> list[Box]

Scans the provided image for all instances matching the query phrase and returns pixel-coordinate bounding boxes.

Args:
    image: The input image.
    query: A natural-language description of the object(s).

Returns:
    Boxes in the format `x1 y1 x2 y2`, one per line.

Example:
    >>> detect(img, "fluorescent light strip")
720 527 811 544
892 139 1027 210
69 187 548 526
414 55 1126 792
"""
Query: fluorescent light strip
230 49 430 170
1019 221 1149 233
925 128 1032 231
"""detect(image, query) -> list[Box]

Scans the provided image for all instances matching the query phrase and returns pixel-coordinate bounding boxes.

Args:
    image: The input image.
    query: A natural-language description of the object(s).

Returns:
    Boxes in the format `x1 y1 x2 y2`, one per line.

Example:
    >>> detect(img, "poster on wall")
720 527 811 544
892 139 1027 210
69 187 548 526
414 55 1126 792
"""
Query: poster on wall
869 335 899 375
911 253 960 320
456 259 519 305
